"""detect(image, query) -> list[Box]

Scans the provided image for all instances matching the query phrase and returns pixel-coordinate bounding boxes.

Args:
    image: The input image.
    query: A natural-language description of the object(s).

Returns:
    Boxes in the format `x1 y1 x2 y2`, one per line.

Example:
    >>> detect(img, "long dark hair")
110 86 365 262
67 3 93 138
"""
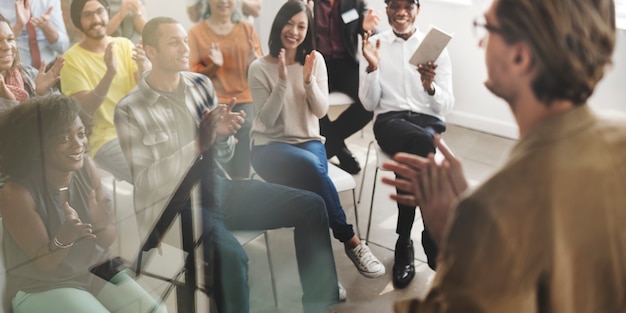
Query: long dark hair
268 0 315 65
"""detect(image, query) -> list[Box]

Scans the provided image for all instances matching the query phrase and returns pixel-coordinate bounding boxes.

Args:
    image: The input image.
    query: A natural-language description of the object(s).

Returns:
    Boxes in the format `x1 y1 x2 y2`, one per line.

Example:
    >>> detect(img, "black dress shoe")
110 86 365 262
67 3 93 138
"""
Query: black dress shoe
336 147 361 174
393 240 415 289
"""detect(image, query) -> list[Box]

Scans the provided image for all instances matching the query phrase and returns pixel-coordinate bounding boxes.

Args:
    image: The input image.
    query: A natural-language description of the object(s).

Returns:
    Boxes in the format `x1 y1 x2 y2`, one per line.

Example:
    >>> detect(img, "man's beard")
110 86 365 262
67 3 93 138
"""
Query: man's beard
84 23 107 40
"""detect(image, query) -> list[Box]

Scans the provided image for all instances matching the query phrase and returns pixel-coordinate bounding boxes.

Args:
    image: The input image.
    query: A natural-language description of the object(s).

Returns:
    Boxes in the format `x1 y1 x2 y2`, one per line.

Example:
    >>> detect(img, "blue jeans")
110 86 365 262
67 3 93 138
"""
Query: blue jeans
251 141 355 242
213 176 339 312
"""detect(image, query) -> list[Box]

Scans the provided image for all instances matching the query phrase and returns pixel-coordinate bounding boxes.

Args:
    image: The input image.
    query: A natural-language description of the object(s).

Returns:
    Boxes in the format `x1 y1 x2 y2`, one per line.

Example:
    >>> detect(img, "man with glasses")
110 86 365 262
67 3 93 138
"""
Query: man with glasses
384 0 624 312
61 0 149 182
359 0 454 288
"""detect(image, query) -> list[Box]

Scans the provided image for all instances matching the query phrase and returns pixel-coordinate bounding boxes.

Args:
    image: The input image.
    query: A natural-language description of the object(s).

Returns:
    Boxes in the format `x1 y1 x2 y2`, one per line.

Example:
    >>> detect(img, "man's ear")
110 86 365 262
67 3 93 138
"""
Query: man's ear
511 42 533 73
144 45 156 61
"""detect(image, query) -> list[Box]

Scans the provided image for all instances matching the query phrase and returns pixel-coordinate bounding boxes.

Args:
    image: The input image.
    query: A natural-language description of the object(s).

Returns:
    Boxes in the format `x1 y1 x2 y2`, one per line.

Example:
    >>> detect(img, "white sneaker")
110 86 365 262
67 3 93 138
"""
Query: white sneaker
338 282 347 301
345 243 385 278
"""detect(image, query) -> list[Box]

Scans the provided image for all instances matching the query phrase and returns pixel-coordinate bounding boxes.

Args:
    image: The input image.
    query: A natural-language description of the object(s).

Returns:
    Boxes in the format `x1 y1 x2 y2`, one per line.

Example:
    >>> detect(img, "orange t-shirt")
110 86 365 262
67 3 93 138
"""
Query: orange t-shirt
188 21 263 104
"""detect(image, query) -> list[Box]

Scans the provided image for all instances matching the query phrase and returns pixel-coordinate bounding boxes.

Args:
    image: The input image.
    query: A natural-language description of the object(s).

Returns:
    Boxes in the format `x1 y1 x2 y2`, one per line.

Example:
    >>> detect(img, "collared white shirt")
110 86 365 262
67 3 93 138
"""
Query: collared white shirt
359 28 454 121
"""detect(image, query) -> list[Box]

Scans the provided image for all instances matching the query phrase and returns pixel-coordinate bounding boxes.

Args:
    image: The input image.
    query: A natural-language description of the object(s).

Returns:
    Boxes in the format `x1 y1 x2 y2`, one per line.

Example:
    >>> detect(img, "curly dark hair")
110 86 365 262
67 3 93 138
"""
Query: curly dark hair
0 95 92 178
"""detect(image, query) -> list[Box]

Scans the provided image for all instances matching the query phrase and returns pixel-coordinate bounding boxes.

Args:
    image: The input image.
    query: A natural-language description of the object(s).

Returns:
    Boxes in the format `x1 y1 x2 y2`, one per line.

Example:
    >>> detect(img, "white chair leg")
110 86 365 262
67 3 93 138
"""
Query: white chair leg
358 140 375 204
365 166 380 245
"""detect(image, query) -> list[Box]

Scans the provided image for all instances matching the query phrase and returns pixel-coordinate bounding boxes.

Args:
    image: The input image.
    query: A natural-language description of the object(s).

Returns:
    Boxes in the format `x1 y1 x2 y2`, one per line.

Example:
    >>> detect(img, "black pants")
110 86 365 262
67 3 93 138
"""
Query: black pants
320 58 373 157
374 111 446 270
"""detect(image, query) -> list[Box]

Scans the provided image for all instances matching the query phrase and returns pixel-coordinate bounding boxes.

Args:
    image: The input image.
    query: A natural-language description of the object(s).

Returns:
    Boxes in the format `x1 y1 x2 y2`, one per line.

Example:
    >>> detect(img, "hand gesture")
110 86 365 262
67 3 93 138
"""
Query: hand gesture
277 48 287 80
381 136 467 245
208 42 223 68
87 189 114 232
216 97 245 139
56 202 96 246
132 39 151 73
15 0 31 30
362 31 380 72
381 152 431 208
306 0 314 13
29 6 53 30
35 57 64 95
197 104 227 153
303 50 316 84
247 40 260 67
434 135 468 195
104 42 118 77
120 0 132 15
127 0 142 16
362 8 381 32
417 62 437 94
0 75 16 101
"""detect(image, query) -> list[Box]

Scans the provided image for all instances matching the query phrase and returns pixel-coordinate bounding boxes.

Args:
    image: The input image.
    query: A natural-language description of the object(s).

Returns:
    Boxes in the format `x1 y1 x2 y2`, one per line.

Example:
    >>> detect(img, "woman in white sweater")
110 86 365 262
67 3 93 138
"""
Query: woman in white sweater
248 0 384 279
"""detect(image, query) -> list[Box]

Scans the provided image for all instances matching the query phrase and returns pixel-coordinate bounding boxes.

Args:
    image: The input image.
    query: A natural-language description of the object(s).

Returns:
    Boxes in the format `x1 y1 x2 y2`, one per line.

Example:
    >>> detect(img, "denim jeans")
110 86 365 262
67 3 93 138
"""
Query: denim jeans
251 140 355 243
214 175 339 312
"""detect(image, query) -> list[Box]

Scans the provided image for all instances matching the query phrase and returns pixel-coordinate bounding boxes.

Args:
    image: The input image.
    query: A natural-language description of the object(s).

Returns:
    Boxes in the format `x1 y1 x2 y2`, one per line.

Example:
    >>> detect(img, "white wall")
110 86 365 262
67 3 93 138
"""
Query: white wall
145 0 626 139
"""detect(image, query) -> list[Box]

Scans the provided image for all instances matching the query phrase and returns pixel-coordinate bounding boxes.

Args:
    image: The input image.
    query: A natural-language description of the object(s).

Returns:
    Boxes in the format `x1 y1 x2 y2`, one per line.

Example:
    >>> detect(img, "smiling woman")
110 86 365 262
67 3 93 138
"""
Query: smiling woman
0 95 167 313
187 0 263 179
248 0 386 283
0 15 63 109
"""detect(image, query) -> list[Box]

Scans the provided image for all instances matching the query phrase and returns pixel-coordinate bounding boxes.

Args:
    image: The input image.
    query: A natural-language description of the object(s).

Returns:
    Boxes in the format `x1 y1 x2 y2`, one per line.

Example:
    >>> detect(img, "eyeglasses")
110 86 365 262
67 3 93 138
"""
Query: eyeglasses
472 16 503 42
80 7 108 20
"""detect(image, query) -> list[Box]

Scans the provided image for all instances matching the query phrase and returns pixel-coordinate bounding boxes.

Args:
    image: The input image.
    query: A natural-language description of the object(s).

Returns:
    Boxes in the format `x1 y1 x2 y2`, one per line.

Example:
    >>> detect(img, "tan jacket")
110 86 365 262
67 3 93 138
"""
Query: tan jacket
397 105 626 313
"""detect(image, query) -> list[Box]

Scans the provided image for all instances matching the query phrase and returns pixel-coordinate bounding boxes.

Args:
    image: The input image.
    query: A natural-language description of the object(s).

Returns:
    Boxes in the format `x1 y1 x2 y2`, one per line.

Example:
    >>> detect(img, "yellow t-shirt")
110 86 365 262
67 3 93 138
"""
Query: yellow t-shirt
61 36 139 157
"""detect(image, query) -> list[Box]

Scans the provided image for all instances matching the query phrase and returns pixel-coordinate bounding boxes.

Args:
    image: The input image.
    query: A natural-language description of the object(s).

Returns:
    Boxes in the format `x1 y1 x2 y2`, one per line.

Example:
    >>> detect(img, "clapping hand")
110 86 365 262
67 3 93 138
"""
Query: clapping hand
15 0 31 29
196 98 245 153
88 189 114 233
208 42 223 68
29 6 53 30
277 48 287 80
55 202 96 246
362 8 381 32
197 104 227 154
104 42 118 77
417 62 437 95
381 136 468 245
133 39 151 73
0 75 16 101
216 97 245 139
247 40 260 67
362 31 380 72
35 57 64 96
303 50 316 84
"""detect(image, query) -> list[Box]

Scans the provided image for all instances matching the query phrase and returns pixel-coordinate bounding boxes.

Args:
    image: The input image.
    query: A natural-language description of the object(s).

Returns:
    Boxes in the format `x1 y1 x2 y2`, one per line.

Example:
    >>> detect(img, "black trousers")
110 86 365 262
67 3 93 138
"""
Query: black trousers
374 111 446 270
320 58 373 157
